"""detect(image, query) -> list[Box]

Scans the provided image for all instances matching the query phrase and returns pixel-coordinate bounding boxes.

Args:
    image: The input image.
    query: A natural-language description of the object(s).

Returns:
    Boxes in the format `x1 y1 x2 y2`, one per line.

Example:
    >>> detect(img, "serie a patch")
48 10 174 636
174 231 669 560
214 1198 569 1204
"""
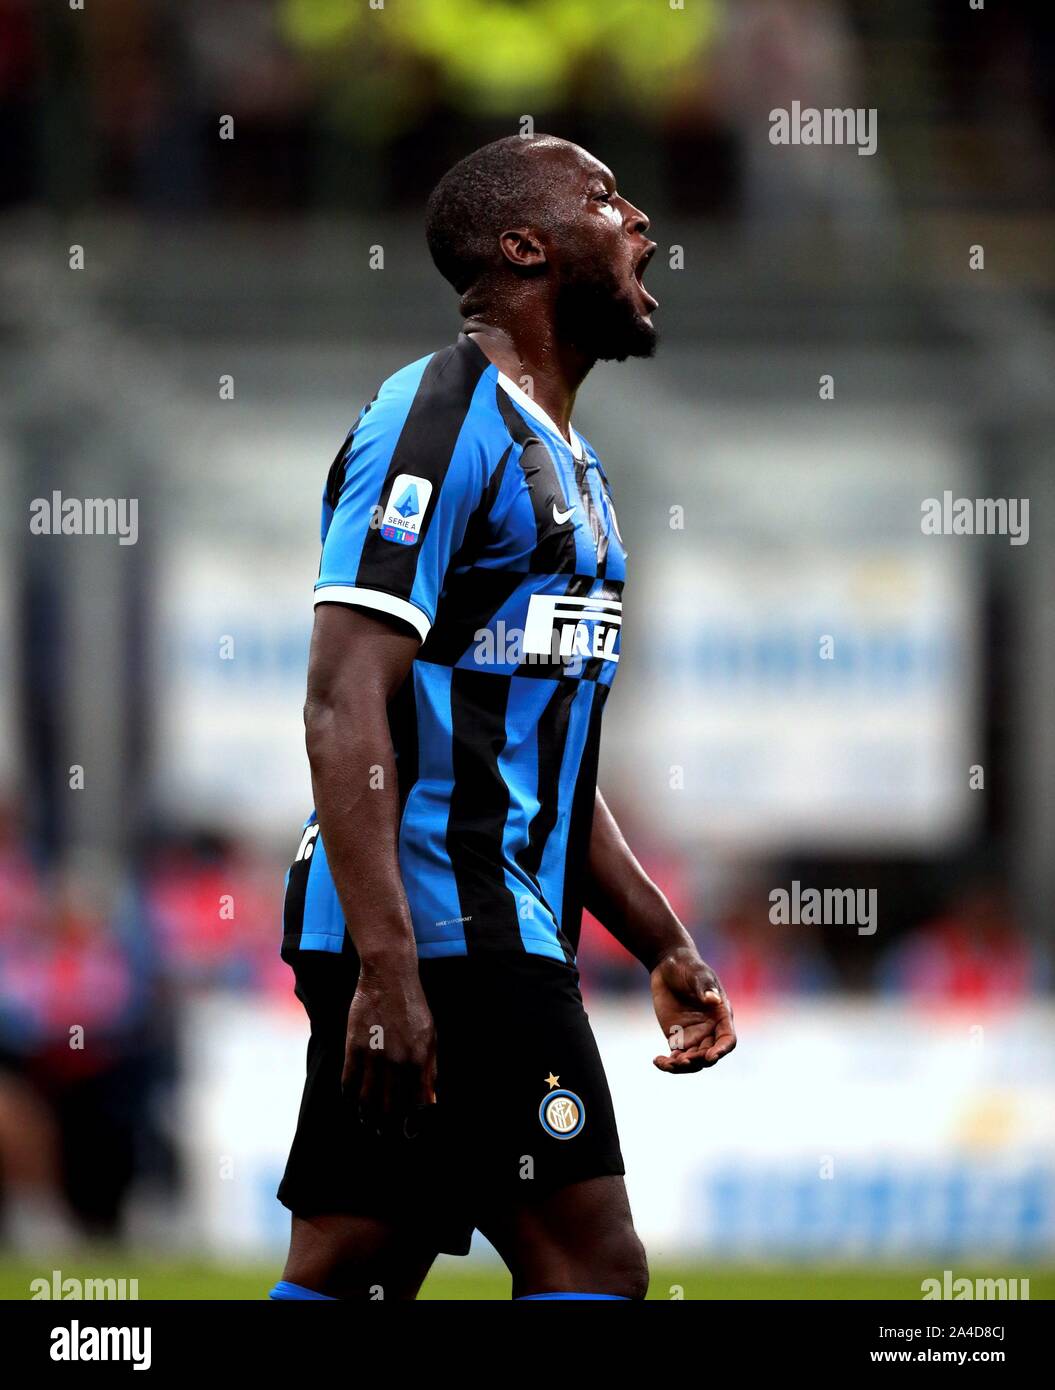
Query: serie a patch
380 473 433 546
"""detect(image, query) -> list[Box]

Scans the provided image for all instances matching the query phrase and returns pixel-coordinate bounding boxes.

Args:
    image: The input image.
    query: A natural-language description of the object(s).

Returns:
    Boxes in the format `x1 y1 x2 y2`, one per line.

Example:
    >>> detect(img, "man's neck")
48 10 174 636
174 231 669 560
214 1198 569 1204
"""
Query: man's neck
462 318 592 445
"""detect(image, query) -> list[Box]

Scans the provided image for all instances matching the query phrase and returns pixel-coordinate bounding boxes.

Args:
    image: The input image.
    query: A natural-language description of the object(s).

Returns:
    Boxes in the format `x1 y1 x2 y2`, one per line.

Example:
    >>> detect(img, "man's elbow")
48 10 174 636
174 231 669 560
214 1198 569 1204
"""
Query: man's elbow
303 691 338 768
303 686 382 773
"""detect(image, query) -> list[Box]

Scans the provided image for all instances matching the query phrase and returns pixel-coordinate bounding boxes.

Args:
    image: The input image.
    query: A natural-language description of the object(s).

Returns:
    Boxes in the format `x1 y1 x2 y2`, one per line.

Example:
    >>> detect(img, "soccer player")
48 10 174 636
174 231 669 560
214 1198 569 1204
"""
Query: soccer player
271 134 736 1303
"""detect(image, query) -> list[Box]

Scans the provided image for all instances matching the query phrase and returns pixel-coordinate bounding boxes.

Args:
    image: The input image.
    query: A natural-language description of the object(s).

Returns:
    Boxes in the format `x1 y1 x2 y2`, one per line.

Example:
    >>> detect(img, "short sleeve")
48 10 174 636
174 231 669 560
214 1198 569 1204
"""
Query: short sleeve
313 364 495 641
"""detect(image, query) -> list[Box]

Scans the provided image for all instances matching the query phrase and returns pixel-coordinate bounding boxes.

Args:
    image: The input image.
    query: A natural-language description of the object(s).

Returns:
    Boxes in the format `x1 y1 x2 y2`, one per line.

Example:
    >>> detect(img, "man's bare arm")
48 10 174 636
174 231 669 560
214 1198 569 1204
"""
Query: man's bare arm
304 602 435 1124
585 788 695 970
585 789 736 1072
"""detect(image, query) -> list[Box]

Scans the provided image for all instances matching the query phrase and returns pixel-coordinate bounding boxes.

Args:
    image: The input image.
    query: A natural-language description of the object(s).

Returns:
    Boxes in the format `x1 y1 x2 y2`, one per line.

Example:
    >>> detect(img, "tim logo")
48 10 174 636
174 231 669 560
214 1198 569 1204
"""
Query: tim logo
522 593 621 663
380 473 433 547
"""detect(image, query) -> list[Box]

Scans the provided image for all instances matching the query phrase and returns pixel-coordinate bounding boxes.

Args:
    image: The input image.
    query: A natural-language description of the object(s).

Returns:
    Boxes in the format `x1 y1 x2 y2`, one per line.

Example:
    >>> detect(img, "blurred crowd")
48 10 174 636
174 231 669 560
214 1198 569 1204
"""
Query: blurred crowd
0 787 1048 1248
0 796 285 1250
580 797 1050 1004
1 0 1051 220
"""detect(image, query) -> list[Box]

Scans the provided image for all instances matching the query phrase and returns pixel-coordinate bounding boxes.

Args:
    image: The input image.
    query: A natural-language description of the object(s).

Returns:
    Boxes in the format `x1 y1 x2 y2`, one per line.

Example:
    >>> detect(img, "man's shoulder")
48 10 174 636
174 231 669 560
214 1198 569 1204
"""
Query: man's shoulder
362 336 512 456
373 335 487 401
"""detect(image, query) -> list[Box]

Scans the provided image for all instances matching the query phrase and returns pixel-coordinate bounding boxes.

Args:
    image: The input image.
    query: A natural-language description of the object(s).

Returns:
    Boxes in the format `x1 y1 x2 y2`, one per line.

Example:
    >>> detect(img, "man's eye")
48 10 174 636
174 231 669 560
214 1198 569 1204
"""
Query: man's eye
594 192 611 204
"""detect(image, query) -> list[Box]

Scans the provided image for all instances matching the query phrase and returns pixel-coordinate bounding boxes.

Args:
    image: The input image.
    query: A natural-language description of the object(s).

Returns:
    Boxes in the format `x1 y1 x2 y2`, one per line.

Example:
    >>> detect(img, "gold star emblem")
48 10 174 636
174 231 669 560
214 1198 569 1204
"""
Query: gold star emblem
545 1072 560 1090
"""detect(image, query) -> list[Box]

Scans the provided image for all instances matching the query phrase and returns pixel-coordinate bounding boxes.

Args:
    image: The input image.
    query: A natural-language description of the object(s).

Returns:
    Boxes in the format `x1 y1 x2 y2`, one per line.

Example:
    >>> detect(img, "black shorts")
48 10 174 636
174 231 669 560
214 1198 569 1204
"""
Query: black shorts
276 947 625 1256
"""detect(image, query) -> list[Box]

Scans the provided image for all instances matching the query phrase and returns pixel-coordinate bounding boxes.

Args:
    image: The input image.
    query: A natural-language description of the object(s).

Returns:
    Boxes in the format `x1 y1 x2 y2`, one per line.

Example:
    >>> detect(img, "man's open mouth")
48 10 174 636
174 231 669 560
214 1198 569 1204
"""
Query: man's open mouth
632 244 658 311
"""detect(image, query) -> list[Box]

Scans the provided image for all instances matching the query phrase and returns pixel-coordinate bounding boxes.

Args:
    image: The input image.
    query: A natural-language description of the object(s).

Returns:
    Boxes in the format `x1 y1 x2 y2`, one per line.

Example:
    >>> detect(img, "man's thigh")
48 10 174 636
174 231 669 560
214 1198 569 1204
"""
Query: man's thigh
478 1175 649 1300
282 1211 441 1301
426 955 627 1199
276 948 476 1265
426 955 637 1296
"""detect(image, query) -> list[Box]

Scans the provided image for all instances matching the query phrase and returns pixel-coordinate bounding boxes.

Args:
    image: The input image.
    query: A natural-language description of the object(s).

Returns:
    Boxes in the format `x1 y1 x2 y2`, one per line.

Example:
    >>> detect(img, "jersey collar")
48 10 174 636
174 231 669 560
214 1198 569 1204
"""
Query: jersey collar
496 371 585 462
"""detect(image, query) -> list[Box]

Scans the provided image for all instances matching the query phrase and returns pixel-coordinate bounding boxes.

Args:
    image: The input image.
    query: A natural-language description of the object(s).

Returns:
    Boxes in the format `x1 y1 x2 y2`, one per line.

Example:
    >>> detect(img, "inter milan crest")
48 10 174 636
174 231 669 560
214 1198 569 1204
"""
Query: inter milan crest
539 1079 585 1140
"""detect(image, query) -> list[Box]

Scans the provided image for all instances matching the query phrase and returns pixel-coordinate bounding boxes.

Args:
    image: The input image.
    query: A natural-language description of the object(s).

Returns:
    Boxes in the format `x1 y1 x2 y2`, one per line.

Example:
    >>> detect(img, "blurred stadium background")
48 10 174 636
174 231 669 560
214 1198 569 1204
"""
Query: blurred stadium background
0 0 1053 1299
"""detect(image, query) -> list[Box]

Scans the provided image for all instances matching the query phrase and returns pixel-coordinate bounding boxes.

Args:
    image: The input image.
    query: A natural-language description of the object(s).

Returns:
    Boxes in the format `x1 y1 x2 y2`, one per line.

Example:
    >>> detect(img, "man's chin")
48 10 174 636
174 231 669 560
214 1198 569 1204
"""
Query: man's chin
555 279 659 362
596 320 659 362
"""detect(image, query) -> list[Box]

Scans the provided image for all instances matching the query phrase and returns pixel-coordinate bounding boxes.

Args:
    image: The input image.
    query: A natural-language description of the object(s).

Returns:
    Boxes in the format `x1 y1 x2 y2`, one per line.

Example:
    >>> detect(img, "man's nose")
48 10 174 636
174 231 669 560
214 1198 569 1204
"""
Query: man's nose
626 205 649 235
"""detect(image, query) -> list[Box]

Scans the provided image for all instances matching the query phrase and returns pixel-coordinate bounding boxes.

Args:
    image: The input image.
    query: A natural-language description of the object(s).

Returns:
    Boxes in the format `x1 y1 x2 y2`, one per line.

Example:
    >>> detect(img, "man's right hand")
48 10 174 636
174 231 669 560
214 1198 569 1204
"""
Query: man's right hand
341 958 437 1135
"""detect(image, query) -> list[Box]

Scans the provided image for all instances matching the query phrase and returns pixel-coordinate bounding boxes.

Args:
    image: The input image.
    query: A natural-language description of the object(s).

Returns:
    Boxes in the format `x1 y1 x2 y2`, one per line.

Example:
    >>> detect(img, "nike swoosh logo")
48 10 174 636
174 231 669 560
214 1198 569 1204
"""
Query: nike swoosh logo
552 503 575 525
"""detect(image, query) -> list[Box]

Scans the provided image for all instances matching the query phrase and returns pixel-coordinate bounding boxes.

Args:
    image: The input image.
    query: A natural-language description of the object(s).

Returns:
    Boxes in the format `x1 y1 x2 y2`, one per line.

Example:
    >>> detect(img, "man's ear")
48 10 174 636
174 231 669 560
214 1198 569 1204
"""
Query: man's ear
498 228 547 270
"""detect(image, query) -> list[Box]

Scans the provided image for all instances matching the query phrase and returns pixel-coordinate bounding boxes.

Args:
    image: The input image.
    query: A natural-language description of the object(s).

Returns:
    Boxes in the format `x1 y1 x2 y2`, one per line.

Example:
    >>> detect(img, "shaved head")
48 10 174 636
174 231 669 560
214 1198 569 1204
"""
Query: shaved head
426 134 658 362
425 134 584 301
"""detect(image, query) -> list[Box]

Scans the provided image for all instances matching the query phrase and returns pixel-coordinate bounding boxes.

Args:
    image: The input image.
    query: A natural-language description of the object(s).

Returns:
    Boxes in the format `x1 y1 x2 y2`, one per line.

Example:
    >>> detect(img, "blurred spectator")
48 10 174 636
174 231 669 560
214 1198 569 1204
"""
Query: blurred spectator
701 884 838 1004
879 882 1050 1005
0 865 159 1241
0 797 43 942
709 0 895 250
0 0 39 208
143 828 290 995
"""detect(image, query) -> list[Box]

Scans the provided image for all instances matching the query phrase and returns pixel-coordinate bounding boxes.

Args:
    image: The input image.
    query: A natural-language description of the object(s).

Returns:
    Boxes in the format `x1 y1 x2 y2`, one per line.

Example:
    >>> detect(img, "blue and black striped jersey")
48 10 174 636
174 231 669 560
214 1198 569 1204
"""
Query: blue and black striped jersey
284 333 627 962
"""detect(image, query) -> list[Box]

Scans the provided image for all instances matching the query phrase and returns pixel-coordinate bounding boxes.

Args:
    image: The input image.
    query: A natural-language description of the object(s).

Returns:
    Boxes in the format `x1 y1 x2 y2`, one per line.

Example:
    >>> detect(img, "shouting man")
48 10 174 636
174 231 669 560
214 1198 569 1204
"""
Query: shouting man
272 134 736 1303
